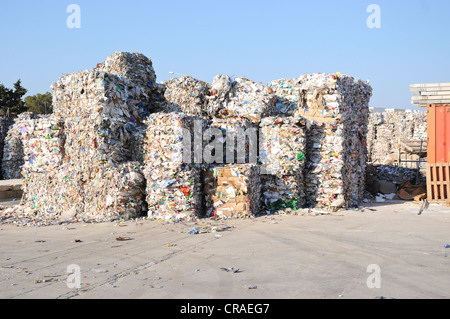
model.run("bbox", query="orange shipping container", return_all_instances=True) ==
[427,104,450,164]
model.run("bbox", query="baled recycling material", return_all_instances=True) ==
[295,73,373,209]
[143,113,206,220]
[207,76,275,122]
[19,52,155,221]
[207,117,258,165]
[163,76,211,117]
[2,113,40,180]
[259,116,307,176]
[204,164,261,218]
[267,79,302,117]
[259,116,307,211]
[367,110,427,165]
[0,52,385,224]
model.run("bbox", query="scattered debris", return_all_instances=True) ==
[115,236,132,242]
[220,267,242,273]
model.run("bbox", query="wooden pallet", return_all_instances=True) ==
[427,163,450,203]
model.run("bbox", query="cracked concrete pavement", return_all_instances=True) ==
[0,201,449,299]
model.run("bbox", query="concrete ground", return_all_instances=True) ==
[0,200,449,299]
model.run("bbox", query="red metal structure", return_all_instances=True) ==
[427,104,450,202]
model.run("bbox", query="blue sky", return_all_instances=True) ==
[0,0,449,109]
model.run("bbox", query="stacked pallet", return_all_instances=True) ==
[410,83,450,108]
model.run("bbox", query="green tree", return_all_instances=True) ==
[24,92,53,114]
[0,79,28,116]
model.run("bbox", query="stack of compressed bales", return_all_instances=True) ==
[19,52,153,221]
[143,113,207,220]
[203,75,272,218]
[20,116,67,215]
[295,73,372,209]
[367,110,427,165]
[0,116,13,179]
[259,116,307,212]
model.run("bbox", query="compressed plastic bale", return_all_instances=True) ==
[0,117,13,179]
[96,51,157,85]
[207,76,276,122]
[52,68,149,165]
[143,113,208,169]
[163,76,211,116]
[22,162,85,220]
[204,164,261,218]
[304,121,345,209]
[21,116,65,175]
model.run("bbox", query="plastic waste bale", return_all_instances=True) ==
[204,164,261,218]
[22,162,85,220]
[52,69,150,165]
[145,165,203,221]
[143,113,207,220]
[293,73,372,210]
[163,76,211,116]
[259,116,307,212]
[207,75,275,122]
[304,121,347,209]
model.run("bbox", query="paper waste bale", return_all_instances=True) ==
[259,116,307,212]
[20,52,153,221]
[206,117,258,165]
[143,113,207,220]
[207,75,275,122]
[204,164,261,218]
[163,76,211,116]
[267,79,302,116]
[2,113,41,180]
[294,73,372,209]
